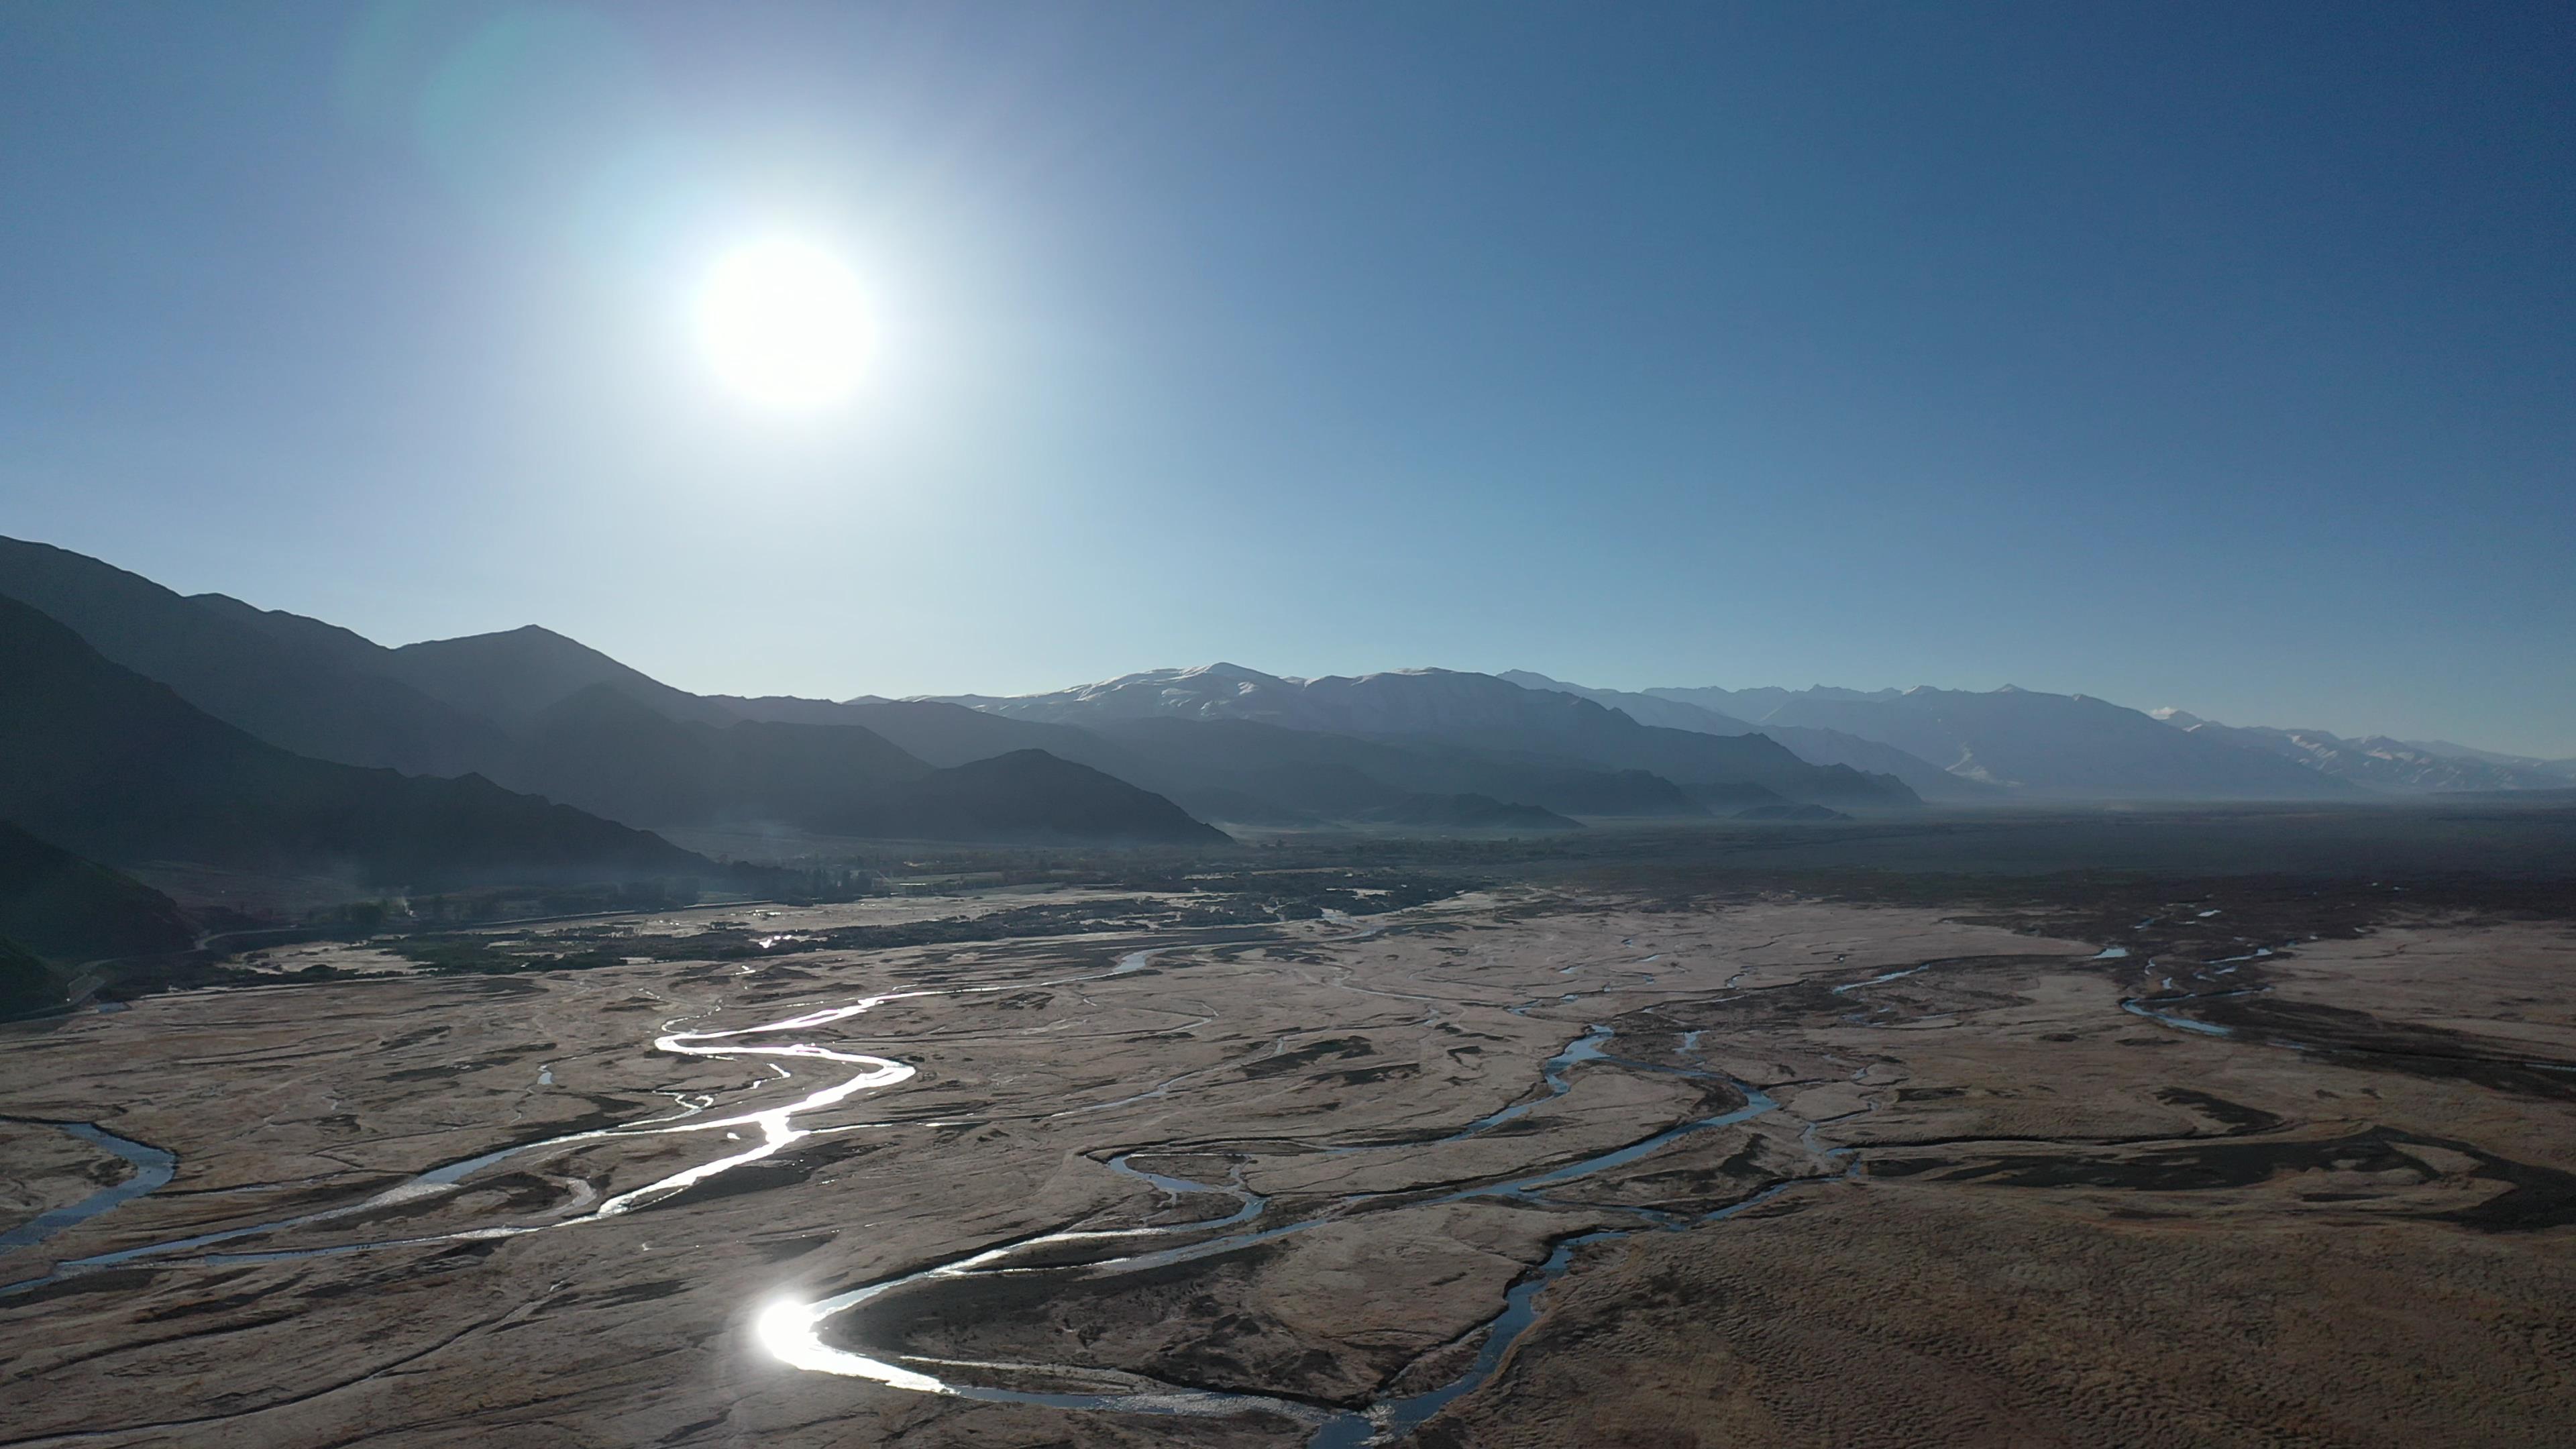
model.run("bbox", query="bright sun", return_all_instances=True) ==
[696,237,871,411]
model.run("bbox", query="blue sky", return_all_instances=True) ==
[3,3,2571,754]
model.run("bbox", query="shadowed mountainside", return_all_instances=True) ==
[1638,678,2356,799]
[0,935,58,1016]
[2404,739,2576,782]
[374,625,737,730]
[0,539,1229,846]
[1752,686,2357,798]
[0,595,710,887]
[852,749,1233,844]
[1642,682,2575,800]
[0,540,1815,833]
[2156,712,2576,794]
[0,537,511,777]
[786,702,1610,828]
[728,696,1118,769]
[499,686,1227,844]
[1085,716,1695,824]
[29,535,2530,830]
[933,664,1920,811]
[1500,669,1995,802]
[0,821,197,965]
[1496,669,1760,733]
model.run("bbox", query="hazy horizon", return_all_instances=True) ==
[6,13,2576,1441]
[4,3,2570,753]
[17,527,2573,759]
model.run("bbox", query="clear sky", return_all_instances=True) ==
[3,3,2571,754]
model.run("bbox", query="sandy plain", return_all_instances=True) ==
[1,885,2571,1447]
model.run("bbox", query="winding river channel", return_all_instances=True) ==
[0,927,1921,1444]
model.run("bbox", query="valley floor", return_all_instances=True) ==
[1,884,2571,1446]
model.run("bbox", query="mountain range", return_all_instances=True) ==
[0,592,707,887]
[1509,673,2576,800]
[2403,739,2576,782]
[0,539,1228,861]
[2151,712,2576,794]
[929,663,1920,815]
[1497,672,1999,802]
[2,533,2562,909]
[0,539,1931,862]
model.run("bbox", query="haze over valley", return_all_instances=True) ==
[4,6,2571,1447]
[8,533,2562,901]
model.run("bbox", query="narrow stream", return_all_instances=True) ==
[0,949,1171,1295]
[757,1012,1802,1446]
[2118,946,2576,1077]
[0,1122,176,1254]
[1,931,1849,1446]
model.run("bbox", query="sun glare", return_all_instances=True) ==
[696,237,871,411]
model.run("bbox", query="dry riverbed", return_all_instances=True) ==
[1,887,2570,1446]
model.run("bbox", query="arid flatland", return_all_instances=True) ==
[3,881,2572,1447]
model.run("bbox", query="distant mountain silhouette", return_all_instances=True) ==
[1501,670,1993,800]
[378,626,735,729]
[1734,803,1852,821]
[1083,716,1711,822]
[1644,684,1903,718]
[1648,682,2567,798]
[0,543,1788,835]
[742,697,1121,769]
[934,665,1919,810]
[1369,793,1582,832]
[0,541,1229,847]
[1496,671,1759,733]
[2153,713,2576,793]
[506,684,734,826]
[0,820,196,965]
[26,534,2539,829]
[734,700,1635,828]
[1748,686,2353,799]
[2402,739,2576,782]
[0,595,710,885]
[496,685,1225,844]
[848,749,1229,844]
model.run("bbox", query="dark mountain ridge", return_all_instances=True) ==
[379,626,737,729]
[1090,716,1703,823]
[1754,686,2357,799]
[934,664,1920,811]
[2154,713,2576,794]
[0,537,511,777]
[0,538,1230,845]
[499,685,1225,844]
[0,820,197,965]
[1501,669,1996,802]
[0,594,710,887]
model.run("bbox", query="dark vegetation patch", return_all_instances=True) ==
[580,1278,693,1309]
[2185,992,2576,1102]
[2153,1087,2285,1134]
[649,1157,829,1210]
[1241,1037,1377,1078]
[1866,1127,2576,1232]
[1332,1063,1420,1086]
[343,868,1473,977]
[5,1267,162,1306]
[865,1239,1366,1409]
